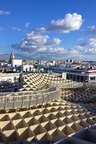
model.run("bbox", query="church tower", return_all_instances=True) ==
[9,52,15,64]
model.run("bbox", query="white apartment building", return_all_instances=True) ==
[67,69,96,82]
[0,73,21,83]
[11,59,23,68]
[22,65,34,72]
[9,52,35,72]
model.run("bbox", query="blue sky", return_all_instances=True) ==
[0,0,96,60]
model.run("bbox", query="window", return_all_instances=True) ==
[14,77,16,80]
[90,77,95,80]
[29,67,31,71]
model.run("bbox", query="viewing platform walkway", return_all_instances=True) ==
[0,86,60,110]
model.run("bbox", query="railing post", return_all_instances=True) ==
[13,96,16,108]
[47,92,49,103]
[22,95,24,107]
[29,93,31,107]
[36,94,38,105]
[42,93,44,105]
[5,96,7,109]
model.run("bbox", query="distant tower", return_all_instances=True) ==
[9,52,15,64]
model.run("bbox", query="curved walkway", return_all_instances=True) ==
[0,87,60,109]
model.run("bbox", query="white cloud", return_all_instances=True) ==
[88,38,96,47]
[32,27,46,33]
[11,30,66,60]
[11,37,96,60]
[0,10,11,15]
[83,38,96,54]
[11,28,96,60]
[48,13,84,33]
[25,22,30,27]
[0,52,10,60]
[11,27,21,31]
[12,31,62,53]
[80,38,96,49]
[0,26,3,30]
[85,25,96,35]
[71,38,96,56]
[9,12,96,60]
[11,29,86,60]
[29,13,83,34]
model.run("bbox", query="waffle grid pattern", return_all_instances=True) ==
[61,88,96,103]
[0,100,96,144]
[0,73,96,144]
[19,73,67,91]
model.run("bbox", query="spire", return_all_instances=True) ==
[10,52,15,60]
[9,52,15,64]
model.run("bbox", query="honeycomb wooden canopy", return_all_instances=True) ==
[0,73,96,144]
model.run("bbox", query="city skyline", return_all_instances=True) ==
[0,0,96,60]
